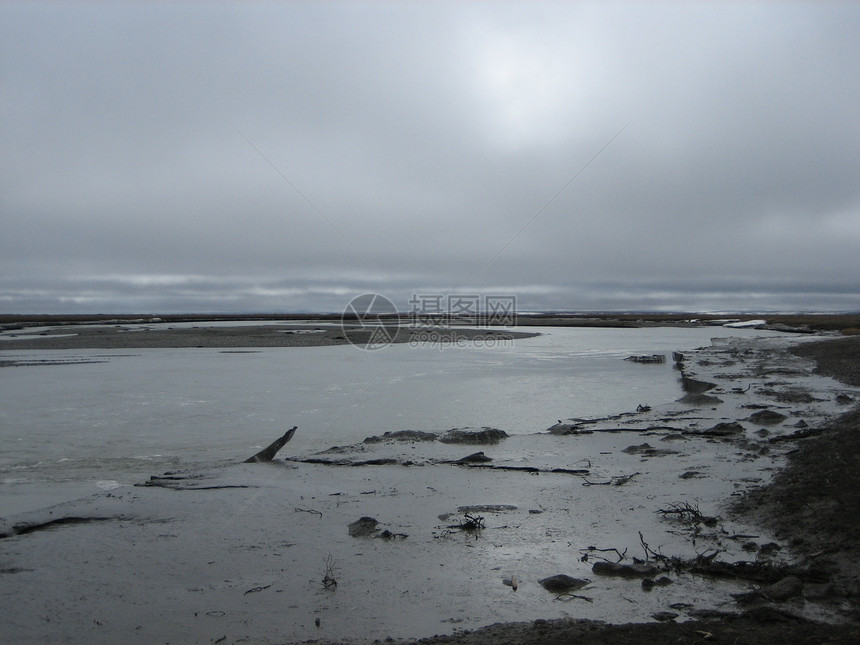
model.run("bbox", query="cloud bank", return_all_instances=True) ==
[2,2,858,313]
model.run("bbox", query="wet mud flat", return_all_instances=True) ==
[1,336,858,644]
[0,322,534,352]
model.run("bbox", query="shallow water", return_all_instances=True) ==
[1,325,778,515]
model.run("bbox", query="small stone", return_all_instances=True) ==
[348,516,379,537]
[652,611,678,622]
[539,574,590,593]
[677,393,724,405]
[642,576,673,590]
[694,421,745,437]
[759,542,781,555]
[621,443,678,457]
[746,409,788,425]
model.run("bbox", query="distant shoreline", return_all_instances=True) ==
[1,311,858,335]
[2,312,858,351]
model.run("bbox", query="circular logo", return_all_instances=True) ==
[341,293,399,350]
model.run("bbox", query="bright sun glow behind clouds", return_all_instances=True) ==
[467,22,590,149]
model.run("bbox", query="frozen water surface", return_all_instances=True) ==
[1,325,780,513]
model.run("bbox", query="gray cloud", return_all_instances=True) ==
[1,2,858,314]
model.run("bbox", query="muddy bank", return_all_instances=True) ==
[411,336,860,645]
[0,323,534,351]
[730,337,860,611]
[413,615,858,644]
[793,336,860,387]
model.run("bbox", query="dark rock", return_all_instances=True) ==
[621,443,678,457]
[456,451,493,463]
[759,542,781,555]
[622,443,652,454]
[439,427,508,445]
[378,529,407,540]
[679,470,702,479]
[746,409,788,425]
[651,611,678,622]
[836,393,854,404]
[348,516,379,537]
[363,430,438,444]
[547,422,592,435]
[755,428,771,437]
[539,574,590,593]
[761,576,803,601]
[592,561,658,578]
[641,576,673,591]
[685,421,745,437]
[680,377,716,394]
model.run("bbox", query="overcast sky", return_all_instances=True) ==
[2,2,858,314]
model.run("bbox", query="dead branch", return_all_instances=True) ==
[583,472,641,486]
[639,531,672,565]
[554,592,593,602]
[448,513,485,531]
[244,426,297,463]
[579,545,628,563]
[656,501,718,527]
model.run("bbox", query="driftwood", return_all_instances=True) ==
[244,426,297,463]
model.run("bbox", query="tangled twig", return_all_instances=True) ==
[579,545,628,563]
[322,553,338,589]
